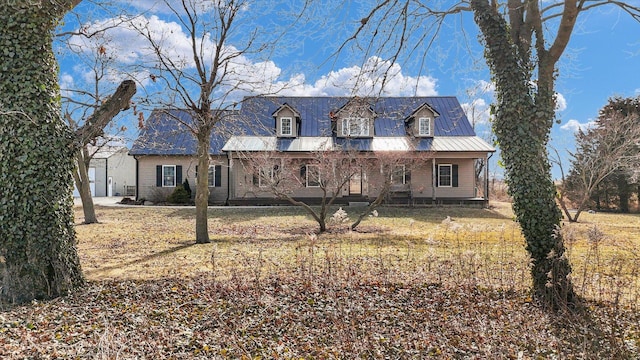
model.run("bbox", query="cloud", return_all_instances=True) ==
[65,16,439,103]
[561,119,596,132]
[461,98,491,126]
[555,93,567,112]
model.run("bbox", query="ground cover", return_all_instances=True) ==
[0,203,638,358]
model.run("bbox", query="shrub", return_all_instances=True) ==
[182,178,192,197]
[167,185,190,204]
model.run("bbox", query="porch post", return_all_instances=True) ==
[431,158,436,201]
[484,154,489,203]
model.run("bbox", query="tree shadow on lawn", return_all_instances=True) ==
[547,301,638,358]
[84,242,197,278]
[162,205,513,224]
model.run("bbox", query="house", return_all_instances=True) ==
[130,96,495,206]
[129,109,232,204]
[73,145,137,197]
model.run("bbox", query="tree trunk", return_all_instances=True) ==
[0,3,85,303]
[195,130,211,244]
[73,147,98,224]
[471,1,575,310]
[616,174,630,213]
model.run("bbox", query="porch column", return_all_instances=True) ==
[484,154,490,202]
[431,158,436,201]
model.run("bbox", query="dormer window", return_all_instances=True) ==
[418,117,431,136]
[342,117,370,137]
[280,117,292,136]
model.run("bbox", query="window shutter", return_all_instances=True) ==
[176,165,183,185]
[300,165,307,185]
[452,164,459,187]
[435,164,439,187]
[253,173,259,186]
[405,169,411,184]
[156,165,162,187]
[215,165,222,187]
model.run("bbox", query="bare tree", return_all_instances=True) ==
[337,0,640,310]
[240,146,424,233]
[129,0,292,244]
[556,98,640,222]
[240,147,359,233]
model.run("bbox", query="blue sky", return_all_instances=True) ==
[56,1,640,179]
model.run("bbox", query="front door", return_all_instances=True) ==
[349,171,362,195]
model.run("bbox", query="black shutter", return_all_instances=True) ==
[215,165,222,187]
[176,165,183,185]
[195,165,198,177]
[156,165,162,187]
[253,173,259,186]
[405,169,411,184]
[300,164,307,185]
[435,164,439,187]
[452,164,459,187]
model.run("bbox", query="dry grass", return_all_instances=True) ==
[1,202,639,359]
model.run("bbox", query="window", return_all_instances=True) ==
[254,165,278,187]
[207,166,216,187]
[341,117,370,137]
[306,165,321,187]
[392,165,407,185]
[418,117,431,136]
[280,117,292,136]
[163,165,176,187]
[196,165,222,187]
[438,164,452,187]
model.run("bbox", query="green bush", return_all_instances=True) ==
[167,185,191,204]
[182,178,192,197]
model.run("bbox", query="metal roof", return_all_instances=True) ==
[224,135,494,153]
[222,136,333,152]
[431,137,496,152]
[129,109,233,156]
[131,97,494,156]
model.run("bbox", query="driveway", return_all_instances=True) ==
[74,196,127,207]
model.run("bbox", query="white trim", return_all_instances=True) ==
[280,117,293,136]
[438,164,452,187]
[391,164,406,185]
[306,164,320,187]
[418,117,431,136]
[207,165,216,187]
[162,165,176,187]
[342,117,370,137]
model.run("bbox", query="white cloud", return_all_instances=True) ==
[555,93,567,112]
[277,57,438,97]
[561,119,596,132]
[461,98,491,126]
[66,16,438,102]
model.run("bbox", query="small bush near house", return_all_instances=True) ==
[167,185,190,204]
[182,178,192,197]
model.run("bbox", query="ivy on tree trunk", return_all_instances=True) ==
[471,0,575,310]
[0,2,85,303]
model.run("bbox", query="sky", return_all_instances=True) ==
[55,0,640,179]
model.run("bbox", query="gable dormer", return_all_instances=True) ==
[406,103,439,137]
[273,103,300,137]
[334,97,376,138]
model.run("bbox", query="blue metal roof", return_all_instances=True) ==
[129,109,231,156]
[131,97,482,156]
[237,96,476,137]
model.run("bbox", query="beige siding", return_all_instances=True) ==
[106,150,136,196]
[136,155,228,204]
[275,107,297,137]
[412,108,435,137]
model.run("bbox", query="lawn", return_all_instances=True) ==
[1,203,638,359]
